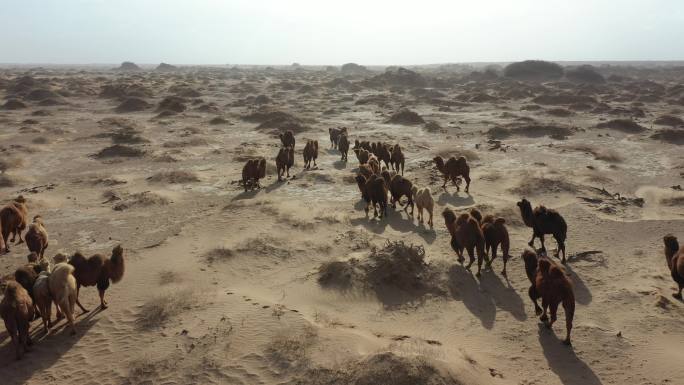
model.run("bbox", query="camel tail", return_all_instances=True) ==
[109,245,125,284]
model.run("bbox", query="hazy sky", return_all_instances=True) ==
[1,0,683,65]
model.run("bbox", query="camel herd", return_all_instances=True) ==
[1,125,683,360]
[238,127,684,348]
[0,196,125,359]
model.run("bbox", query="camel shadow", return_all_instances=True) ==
[538,325,603,385]
[332,160,347,170]
[0,316,100,384]
[384,208,437,244]
[437,191,474,207]
[478,269,527,321]
[563,265,593,305]
[447,264,496,329]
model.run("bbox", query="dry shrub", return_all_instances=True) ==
[266,326,318,371]
[294,352,460,385]
[434,147,479,161]
[317,241,445,305]
[31,136,50,144]
[509,175,579,196]
[236,236,292,259]
[651,129,684,145]
[202,247,234,264]
[654,115,684,127]
[158,270,182,285]
[163,138,209,148]
[137,289,197,329]
[488,124,573,140]
[94,144,146,158]
[596,119,646,133]
[387,109,425,125]
[113,191,170,211]
[147,170,200,184]
[661,196,684,206]
[563,144,623,163]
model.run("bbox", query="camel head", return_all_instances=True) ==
[112,244,124,258]
[442,207,457,225]
[538,257,552,274]
[354,139,360,148]
[433,156,445,171]
[664,234,680,268]
[521,249,538,270]
[517,198,534,224]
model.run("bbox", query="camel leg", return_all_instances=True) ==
[556,238,567,264]
[529,286,542,315]
[563,301,574,345]
[99,289,108,309]
[465,247,476,274]
[428,209,433,227]
[549,302,559,329]
[539,234,547,254]
[674,283,683,300]
[442,175,448,189]
[75,284,88,313]
[540,298,549,324]
[418,206,423,223]
[60,302,76,336]
[464,175,471,193]
[502,253,509,276]
[527,232,536,248]
[489,243,498,267]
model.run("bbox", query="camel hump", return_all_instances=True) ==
[494,217,506,225]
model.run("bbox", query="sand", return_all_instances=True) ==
[0,63,683,385]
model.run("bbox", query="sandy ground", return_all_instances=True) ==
[0,64,683,384]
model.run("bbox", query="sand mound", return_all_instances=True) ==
[155,62,178,71]
[596,119,646,133]
[341,62,370,75]
[209,116,229,125]
[318,241,445,305]
[25,88,61,101]
[254,94,272,105]
[112,191,170,211]
[509,175,579,196]
[38,98,65,106]
[147,170,200,183]
[296,352,461,385]
[562,144,623,162]
[100,82,153,99]
[115,97,152,113]
[565,65,606,84]
[365,67,427,88]
[532,93,597,105]
[546,108,574,117]
[2,99,26,110]
[243,109,310,134]
[387,109,425,125]
[157,96,187,112]
[487,124,573,139]
[651,129,684,145]
[654,115,684,127]
[136,289,196,329]
[169,85,201,98]
[94,144,146,158]
[117,61,141,71]
[504,60,564,81]
[0,174,18,187]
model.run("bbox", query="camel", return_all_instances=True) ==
[0,281,34,359]
[411,186,434,226]
[517,198,567,263]
[69,245,125,311]
[663,235,684,299]
[481,215,511,275]
[25,215,48,258]
[432,156,471,192]
[443,208,487,275]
